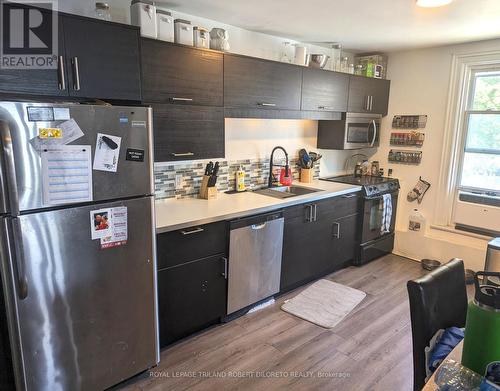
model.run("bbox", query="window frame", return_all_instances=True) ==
[434,50,500,227]
[457,68,500,195]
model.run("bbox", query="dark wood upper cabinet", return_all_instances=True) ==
[141,39,223,106]
[151,104,224,162]
[347,76,390,116]
[301,68,349,112]
[0,8,67,97]
[224,54,302,110]
[62,16,141,101]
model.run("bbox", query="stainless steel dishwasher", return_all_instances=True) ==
[227,211,284,315]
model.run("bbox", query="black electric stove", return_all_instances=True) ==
[320,174,400,265]
[321,174,400,198]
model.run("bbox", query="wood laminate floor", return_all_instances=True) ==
[119,254,427,391]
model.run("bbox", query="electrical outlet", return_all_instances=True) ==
[175,174,182,189]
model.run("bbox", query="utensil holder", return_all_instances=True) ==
[300,168,313,183]
[199,175,217,200]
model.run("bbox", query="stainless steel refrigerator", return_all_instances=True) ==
[0,102,159,390]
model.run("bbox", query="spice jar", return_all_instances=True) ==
[95,2,111,21]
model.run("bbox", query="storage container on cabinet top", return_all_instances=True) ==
[156,9,174,42]
[130,0,157,38]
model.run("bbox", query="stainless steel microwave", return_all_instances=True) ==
[317,113,381,150]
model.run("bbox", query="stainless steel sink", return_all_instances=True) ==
[253,185,322,199]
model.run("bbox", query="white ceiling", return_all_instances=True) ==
[158,0,500,52]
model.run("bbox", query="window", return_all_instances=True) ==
[459,70,500,194]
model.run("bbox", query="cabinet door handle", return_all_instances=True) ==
[365,95,369,111]
[171,152,194,157]
[369,95,374,111]
[251,222,267,230]
[317,106,334,110]
[71,57,81,91]
[180,227,204,235]
[370,119,377,147]
[170,97,193,102]
[341,193,357,199]
[313,204,318,222]
[221,257,228,279]
[306,204,314,222]
[57,56,66,90]
[257,102,276,107]
[332,222,341,239]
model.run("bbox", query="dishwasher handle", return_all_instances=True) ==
[230,211,283,230]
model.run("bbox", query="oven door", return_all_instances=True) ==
[361,192,398,243]
[344,119,380,150]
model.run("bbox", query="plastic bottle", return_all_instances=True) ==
[462,272,500,380]
[235,165,246,192]
[409,209,425,232]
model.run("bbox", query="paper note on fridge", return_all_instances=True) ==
[41,145,93,206]
[100,206,128,249]
[30,118,85,151]
[93,133,121,172]
[90,208,113,240]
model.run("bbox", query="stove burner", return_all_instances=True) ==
[320,175,400,197]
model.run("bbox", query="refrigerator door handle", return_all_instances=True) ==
[0,218,27,389]
[11,219,27,300]
[0,120,19,215]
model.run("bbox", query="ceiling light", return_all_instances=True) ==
[416,0,453,7]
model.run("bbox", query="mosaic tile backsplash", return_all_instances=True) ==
[154,158,321,199]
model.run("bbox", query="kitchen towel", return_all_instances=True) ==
[281,279,366,329]
[381,193,392,234]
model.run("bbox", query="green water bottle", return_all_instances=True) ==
[461,271,500,378]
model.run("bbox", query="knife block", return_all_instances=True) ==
[300,168,313,183]
[199,175,217,200]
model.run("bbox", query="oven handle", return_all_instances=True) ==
[365,190,398,201]
[370,120,377,147]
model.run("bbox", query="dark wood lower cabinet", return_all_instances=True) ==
[280,207,332,292]
[332,213,360,266]
[157,254,227,348]
[280,195,361,293]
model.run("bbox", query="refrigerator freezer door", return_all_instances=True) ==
[0,102,153,213]
[1,196,158,391]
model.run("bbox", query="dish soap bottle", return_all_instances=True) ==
[236,165,246,192]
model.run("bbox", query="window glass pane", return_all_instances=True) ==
[465,114,500,151]
[472,73,500,110]
[460,152,500,191]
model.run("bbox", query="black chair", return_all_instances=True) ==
[407,258,468,391]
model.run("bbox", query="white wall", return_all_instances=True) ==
[372,38,500,270]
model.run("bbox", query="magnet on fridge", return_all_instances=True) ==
[39,128,62,139]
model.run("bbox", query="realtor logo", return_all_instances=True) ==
[1,0,58,69]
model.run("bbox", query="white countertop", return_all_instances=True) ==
[155,180,362,233]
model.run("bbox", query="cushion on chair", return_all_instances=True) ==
[407,258,468,391]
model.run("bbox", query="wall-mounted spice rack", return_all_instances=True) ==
[390,132,425,147]
[392,115,427,129]
[388,149,422,165]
